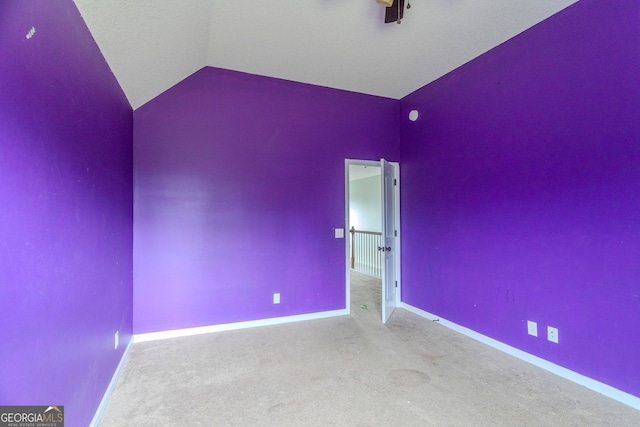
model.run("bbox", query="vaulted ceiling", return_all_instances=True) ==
[74,0,578,109]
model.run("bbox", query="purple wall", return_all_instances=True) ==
[134,67,399,334]
[400,0,640,397]
[0,2,133,426]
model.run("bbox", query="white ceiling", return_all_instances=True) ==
[349,165,381,182]
[74,0,577,110]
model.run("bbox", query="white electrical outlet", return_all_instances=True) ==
[547,326,559,343]
[527,320,538,337]
[273,293,280,304]
[114,330,119,350]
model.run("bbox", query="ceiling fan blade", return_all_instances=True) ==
[384,0,405,23]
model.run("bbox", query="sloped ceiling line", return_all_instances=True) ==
[74,0,577,110]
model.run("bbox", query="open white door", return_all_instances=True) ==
[380,158,397,323]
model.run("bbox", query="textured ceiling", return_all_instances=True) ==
[74,0,577,110]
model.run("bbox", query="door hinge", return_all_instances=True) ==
[394,230,397,237]
[395,280,398,288]
[394,178,397,186]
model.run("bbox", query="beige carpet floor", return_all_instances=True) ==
[99,271,640,426]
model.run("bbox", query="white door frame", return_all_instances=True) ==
[344,159,401,318]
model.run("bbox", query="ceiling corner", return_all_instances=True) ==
[74,0,212,109]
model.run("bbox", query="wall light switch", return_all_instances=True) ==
[334,228,344,239]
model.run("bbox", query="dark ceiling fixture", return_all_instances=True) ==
[376,0,408,24]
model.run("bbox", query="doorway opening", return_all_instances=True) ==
[345,159,400,323]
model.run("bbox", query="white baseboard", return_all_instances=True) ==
[90,340,132,427]
[399,302,640,411]
[133,308,349,343]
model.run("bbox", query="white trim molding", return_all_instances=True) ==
[399,302,640,411]
[134,309,349,343]
[90,340,133,427]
